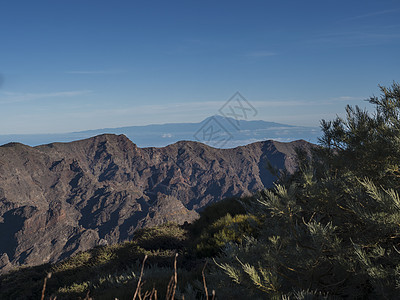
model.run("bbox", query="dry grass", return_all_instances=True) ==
[40,253,215,300]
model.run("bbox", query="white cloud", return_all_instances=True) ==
[246,51,277,57]
[0,90,92,104]
[309,28,400,48]
[252,100,315,107]
[334,96,365,101]
[66,99,318,122]
[66,70,125,75]
[341,9,398,22]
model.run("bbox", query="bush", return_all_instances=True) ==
[195,213,262,257]
[210,82,400,298]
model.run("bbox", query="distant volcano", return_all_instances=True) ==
[0,115,320,148]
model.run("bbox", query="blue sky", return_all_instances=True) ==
[1,0,399,134]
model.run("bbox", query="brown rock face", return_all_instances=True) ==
[0,134,312,272]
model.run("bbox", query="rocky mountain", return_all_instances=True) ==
[0,134,312,273]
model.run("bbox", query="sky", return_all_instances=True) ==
[0,0,399,134]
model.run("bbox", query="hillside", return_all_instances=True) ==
[0,134,312,273]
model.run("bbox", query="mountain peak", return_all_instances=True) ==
[202,114,239,123]
[0,135,313,273]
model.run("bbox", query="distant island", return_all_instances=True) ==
[0,115,320,148]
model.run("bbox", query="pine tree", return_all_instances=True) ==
[209,82,400,298]
[318,82,400,187]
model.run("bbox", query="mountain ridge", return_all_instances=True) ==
[0,134,313,273]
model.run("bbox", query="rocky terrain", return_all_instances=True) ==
[0,134,312,273]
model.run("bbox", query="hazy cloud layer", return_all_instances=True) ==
[0,90,92,104]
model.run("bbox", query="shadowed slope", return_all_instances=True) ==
[0,134,312,272]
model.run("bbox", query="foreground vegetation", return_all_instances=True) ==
[0,198,252,300]
[1,82,400,299]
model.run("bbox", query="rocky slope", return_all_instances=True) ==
[0,134,312,273]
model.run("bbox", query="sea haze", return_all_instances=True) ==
[0,115,320,148]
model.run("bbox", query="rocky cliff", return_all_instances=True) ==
[0,134,312,273]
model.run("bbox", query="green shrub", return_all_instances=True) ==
[191,197,247,234]
[135,222,187,250]
[194,213,262,257]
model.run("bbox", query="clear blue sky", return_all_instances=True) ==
[1,0,399,134]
